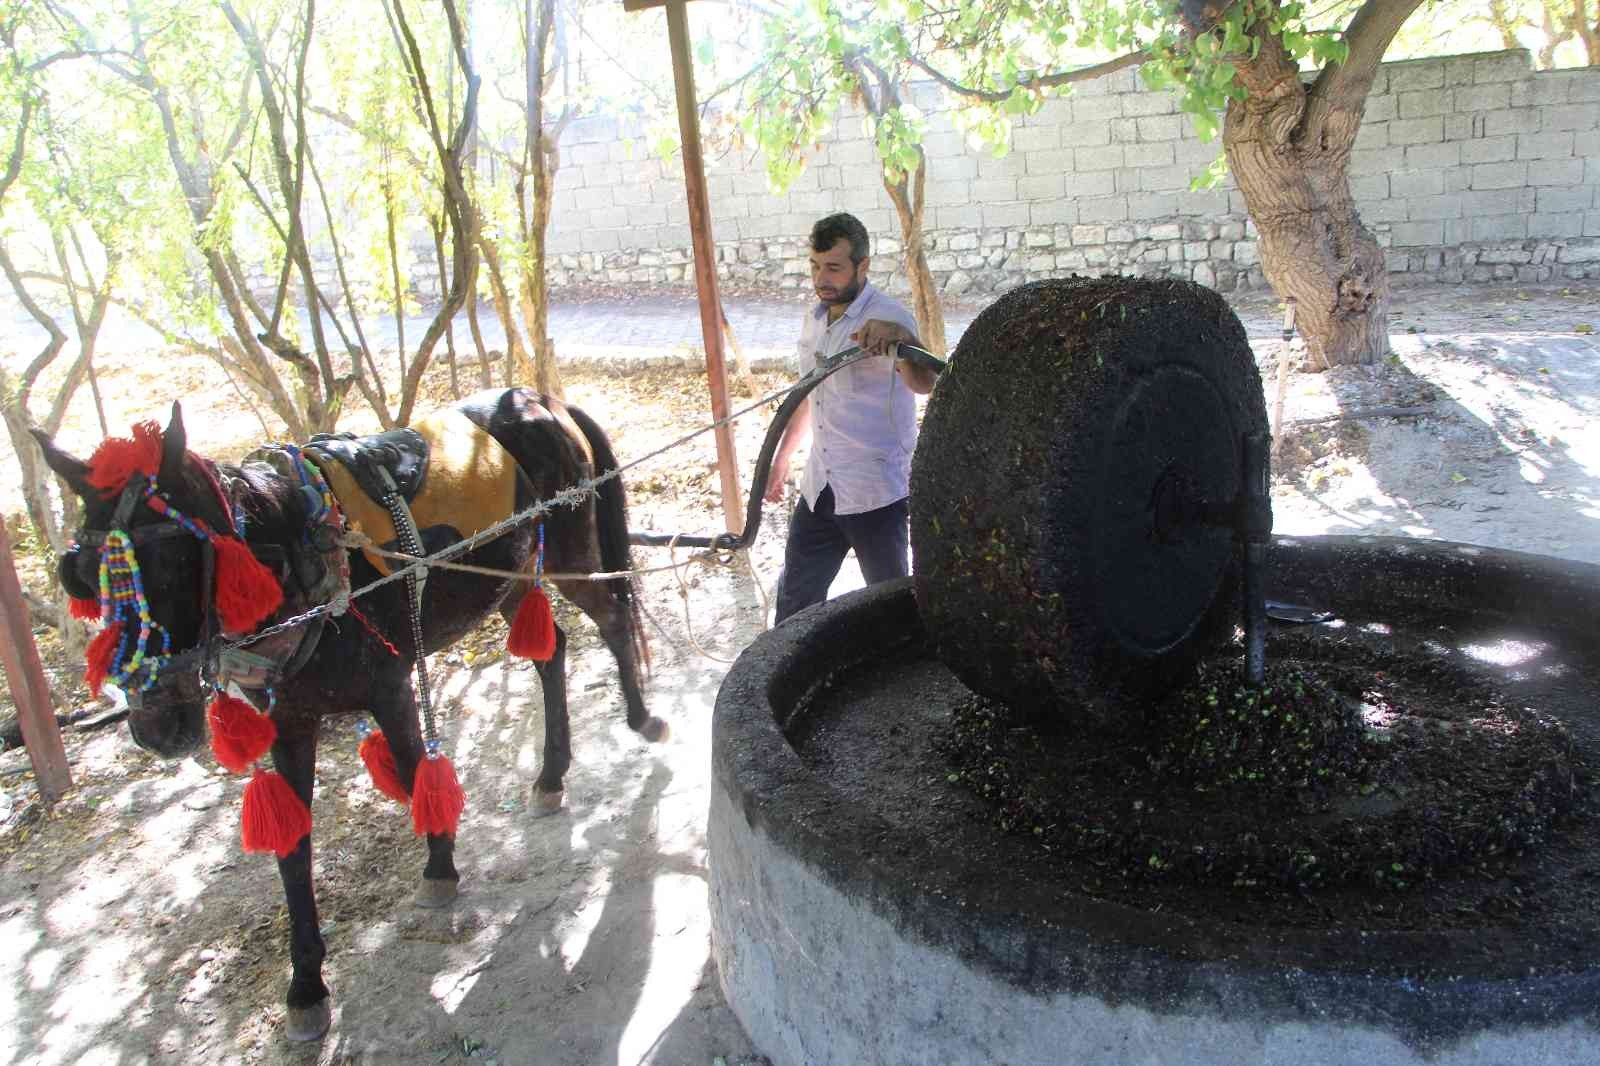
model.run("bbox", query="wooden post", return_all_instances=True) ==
[0,520,72,804]
[624,0,744,535]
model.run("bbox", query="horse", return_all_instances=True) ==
[32,388,668,1041]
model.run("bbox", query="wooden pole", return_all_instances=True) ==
[0,520,72,804]
[655,0,744,535]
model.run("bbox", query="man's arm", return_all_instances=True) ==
[852,318,937,395]
[764,396,812,503]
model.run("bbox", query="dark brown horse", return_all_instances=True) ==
[33,388,666,1040]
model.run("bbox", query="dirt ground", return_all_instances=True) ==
[0,279,1596,1066]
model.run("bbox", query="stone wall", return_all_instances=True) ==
[522,48,1599,298]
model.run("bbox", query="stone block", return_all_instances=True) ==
[1349,149,1392,177]
[574,186,615,210]
[1136,115,1182,142]
[1174,137,1223,167]
[1409,193,1464,219]
[1127,192,1180,220]
[1148,223,1182,240]
[1363,95,1397,123]
[581,162,622,188]
[1484,108,1542,137]
[624,203,667,228]
[568,141,611,166]
[1124,142,1176,168]
[1388,59,1445,91]
[1537,185,1595,213]
[1184,240,1209,261]
[1025,149,1073,175]
[1392,170,1444,198]
[1390,116,1444,145]
[1220,221,1246,241]
[1445,113,1477,141]
[1018,174,1064,200]
[579,227,621,252]
[1564,237,1600,258]
[1074,145,1125,171]
[1349,174,1390,201]
[983,202,1032,228]
[566,115,619,143]
[1063,171,1117,198]
[939,155,980,181]
[1464,187,1535,215]
[1471,214,1529,241]
[1030,198,1079,226]
[1072,95,1125,124]
[1471,161,1528,189]
[1141,164,1192,192]
[1518,131,1576,159]
[1106,118,1140,144]
[1461,136,1518,164]
[1527,158,1587,186]
[1361,198,1409,224]
[1232,241,1260,265]
[1391,220,1444,246]
[974,151,1024,180]
[1113,168,1140,194]
[1122,91,1175,117]
[1453,83,1511,112]
[1529,213,1586,238]
[972,178,1019,202]
[1399,89,1449,118]
[1056,250,1088,270]
[1568,71,1600,102]
[1511,77,1572,108]
[1474,51,1532,83]
[925,180,971,207]
[1003,124,1052,154]
[1355,123,1390,150]
[948,232,981,252]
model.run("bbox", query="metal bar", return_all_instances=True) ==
[0,519,73,803]
[1240,432,1272,686]
[663,0,744,537]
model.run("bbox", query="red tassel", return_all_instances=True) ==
[359,731,410,804]
[240,768,312,858]
[87,421,163,496]
[69,596,100,620]
[84,621,123,696]
[411,754,465,837]
[212,535,283,634]
[506,585,556,661]
[207,692,276,774]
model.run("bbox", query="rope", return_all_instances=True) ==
[668,534,736,665]
[222,356,870,655]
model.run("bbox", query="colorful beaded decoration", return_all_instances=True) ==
[96,526,174,691]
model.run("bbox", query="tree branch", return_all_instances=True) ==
[902,49,1146,104]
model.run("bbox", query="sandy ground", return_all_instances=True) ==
[1,279,1597,1066]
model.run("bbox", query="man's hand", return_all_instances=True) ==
[852,318,915,356]
[764,453,791,503]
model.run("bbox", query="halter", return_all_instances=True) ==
[77,475,223,693]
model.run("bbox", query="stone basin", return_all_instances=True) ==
[709,535,1600,1066]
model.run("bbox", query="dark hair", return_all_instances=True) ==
[810,212,870,263]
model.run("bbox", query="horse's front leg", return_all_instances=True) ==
[270,722,333,1042]
[370,671,460,908]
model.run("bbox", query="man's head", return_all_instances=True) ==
[809,212,870,308]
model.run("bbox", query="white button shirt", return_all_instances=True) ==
[794,281,921,516]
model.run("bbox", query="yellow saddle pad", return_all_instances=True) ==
[308,409,520,576]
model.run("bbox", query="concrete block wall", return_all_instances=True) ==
[453,49,1600,298]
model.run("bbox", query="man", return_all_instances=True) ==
[765,212,937,624]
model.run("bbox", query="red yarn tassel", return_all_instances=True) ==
[240,768,312,858]
[84,621,123,696]
[212,535,283,634]
[359,731,410,804]
[207,692,277,774]
[87,421,163,497]
[69,596,100,620]
[411,754,465,837]
[506,585,556,661]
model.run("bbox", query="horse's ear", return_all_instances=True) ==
[30,429,93,499]
[159,401,187,488]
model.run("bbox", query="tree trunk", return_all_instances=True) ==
[1216,0,1426,370]
[882,154,948,357]
[1223,107,1388,369]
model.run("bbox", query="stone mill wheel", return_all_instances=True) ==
[910,275,1268,732]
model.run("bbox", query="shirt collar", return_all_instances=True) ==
[810,280,876,325]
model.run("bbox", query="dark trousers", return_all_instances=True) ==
[773,485,909,624]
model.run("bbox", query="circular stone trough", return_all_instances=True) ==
[709,536,1600,1066]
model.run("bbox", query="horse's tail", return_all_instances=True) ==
[566,402,651,676]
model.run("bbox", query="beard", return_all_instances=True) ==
[816,275,863,307]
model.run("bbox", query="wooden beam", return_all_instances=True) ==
[0,520,72,804]
[658,0,744,535]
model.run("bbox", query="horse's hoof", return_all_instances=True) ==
[285,999,332,1042]
[414,877,459,909]
[639,716,671,743]
[534,787,565,815]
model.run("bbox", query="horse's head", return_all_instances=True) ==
[34,403,281,757]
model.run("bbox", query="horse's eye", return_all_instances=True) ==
[58,547,97,601]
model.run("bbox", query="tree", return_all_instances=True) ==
[1476,0,1598,67]
[905,0,1443,368]
[740,6,950,355]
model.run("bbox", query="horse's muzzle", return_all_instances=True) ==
[125,674,207,757]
